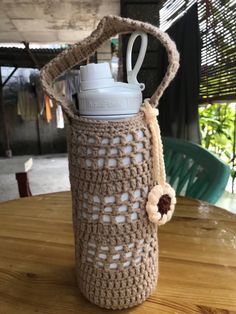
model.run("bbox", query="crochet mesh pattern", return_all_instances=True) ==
[40,15,179,310]
[68,113,158,309]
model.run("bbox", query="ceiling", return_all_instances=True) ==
[0,0,120,44]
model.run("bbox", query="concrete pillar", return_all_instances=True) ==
[96,40,112,64]
[120,0,161,99]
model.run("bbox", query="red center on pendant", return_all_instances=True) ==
[157,194,171,216]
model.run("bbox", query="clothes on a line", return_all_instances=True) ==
[16,70,80,127]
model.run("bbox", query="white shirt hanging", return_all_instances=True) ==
[56,104,64,129]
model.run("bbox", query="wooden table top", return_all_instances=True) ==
[0,192,235,314]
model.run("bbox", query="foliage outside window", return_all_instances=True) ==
[198,0,235,194]
[199,103,236,193]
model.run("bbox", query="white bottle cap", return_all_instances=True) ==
[80,63,114,90]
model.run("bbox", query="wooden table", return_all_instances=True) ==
[0,192,235,314]
[0,156,33,197]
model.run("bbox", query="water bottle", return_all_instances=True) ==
[78,32,148,120]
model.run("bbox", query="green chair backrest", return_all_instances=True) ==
[162,137,230,204]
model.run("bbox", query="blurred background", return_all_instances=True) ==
[0,0,235,211]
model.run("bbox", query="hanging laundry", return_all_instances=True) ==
[44,95,53,123]
[30,70,45,115]
[51,71,79,126]
[54,70,80,101]
[65,71,80,102]
[56,104,64,129]
[17,85,38,121]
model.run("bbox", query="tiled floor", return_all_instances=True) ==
[0,155,235,213]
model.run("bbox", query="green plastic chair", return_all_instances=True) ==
[162,137,230,204]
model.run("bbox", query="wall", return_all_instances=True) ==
[97,40,112,64]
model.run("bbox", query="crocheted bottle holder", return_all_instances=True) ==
[40,15,179,310]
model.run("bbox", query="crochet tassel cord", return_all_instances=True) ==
[142,99,166,186]
[142,100,177,226]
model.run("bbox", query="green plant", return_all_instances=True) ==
[199,103,236,193]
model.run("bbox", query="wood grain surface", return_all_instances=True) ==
[0,192,235,314]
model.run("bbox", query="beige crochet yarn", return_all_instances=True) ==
[40,15,179,310]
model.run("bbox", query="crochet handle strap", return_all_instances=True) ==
[40,15,179,119]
